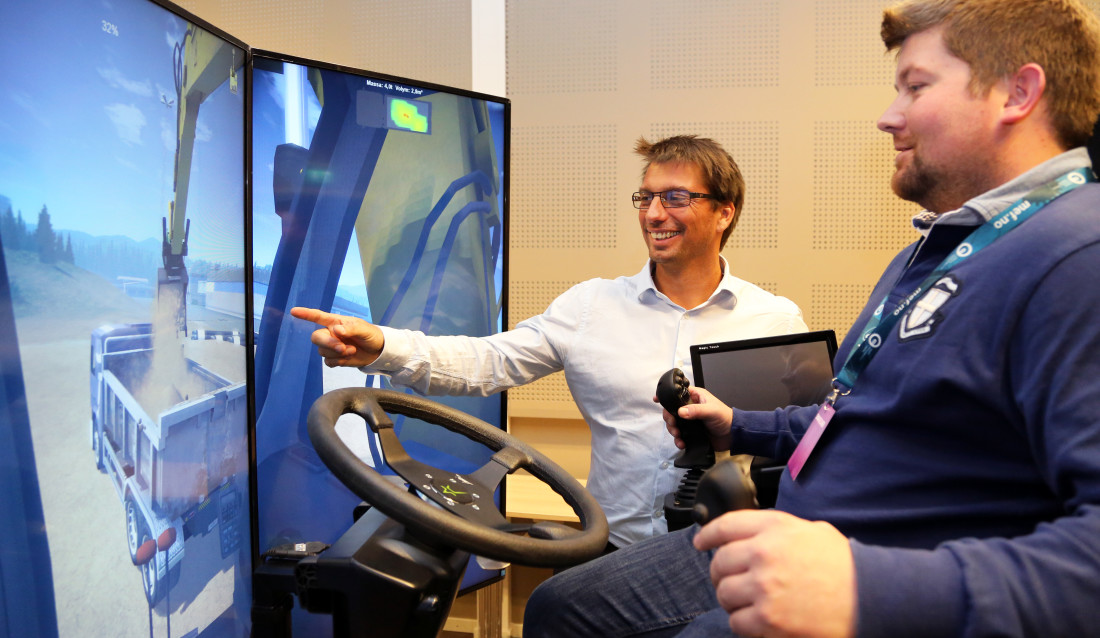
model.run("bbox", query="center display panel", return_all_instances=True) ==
[249,50,510,634]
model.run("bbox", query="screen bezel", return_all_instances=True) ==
[690,329,839,392]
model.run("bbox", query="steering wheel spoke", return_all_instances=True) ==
[467,445,527,489]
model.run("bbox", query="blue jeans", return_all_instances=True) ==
[523,526,735,637]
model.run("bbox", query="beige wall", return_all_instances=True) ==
[505,0,1100,422]
[178,0,475,89]
[505,0,923,417]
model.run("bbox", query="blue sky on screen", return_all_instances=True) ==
[0,0,245,266]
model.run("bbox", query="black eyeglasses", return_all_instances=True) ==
[632,189,716,209]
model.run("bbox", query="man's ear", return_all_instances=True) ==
[1001,63,1046,125]
[716,202,735,230]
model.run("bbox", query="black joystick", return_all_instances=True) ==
[656,368,715,469]
[691,456,758,526]
[657,368,716,531]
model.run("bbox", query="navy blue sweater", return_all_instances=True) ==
[731,182,1100,637]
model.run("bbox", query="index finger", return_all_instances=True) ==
[693,510,786,552]
[289,306,340,327]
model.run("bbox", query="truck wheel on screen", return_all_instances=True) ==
[125,495,142,564]
[91,417,105,472]
[141,546,165,605]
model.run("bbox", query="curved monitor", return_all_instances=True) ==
[249,49,510,613]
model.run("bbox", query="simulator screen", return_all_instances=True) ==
[249,50,509,622]
[0,0,250,635]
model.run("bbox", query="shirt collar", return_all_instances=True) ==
[911,147,1092,233]
[634,256,737,307]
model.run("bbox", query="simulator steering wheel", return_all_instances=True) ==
[307,387,608,568]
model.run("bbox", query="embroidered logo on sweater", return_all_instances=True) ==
[899,275,960,341]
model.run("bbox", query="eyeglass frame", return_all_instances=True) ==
[631,189,718,209]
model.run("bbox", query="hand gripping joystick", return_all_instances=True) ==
[657,368,716,531]
[656,368,715,469]
[691,456,758,525]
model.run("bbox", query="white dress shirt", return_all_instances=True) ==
[365,258,808,546]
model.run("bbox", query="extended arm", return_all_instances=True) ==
[291,283,587,396]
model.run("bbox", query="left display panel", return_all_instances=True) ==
[0,0,252,636]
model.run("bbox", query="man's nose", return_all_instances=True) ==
[644,196,669,221]
[877,96,904,133]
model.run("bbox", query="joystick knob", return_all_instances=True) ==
[656,368,715,469]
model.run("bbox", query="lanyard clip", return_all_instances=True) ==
[825,379,851,406]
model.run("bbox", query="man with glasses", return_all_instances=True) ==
[290,134,807,549]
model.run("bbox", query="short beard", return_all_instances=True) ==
[891,156,939,210]
[891,154,987,214]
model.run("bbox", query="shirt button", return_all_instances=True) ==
[660,461,670,470]
[654,509,663,518]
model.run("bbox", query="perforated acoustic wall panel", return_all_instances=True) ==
[505,280,582,413]
[809,282,878,340]
[218,0,323,57]
[815,0,900,87]
[505,0,618,95]
[754,282,781,296]
[505,0,922,417]
[342,2,471,87]
[812,121,917,250]
[511,125,619,250]
[649,0,781,90]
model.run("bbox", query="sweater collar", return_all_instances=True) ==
[911,147,1092,233]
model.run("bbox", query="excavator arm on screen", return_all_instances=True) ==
[158,25,240,337]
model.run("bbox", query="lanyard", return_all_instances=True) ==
[838,167,1094,390]
[787,167,1094,479]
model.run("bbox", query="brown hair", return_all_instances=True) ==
[882,0,1100,149]
[634,135,744,248]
